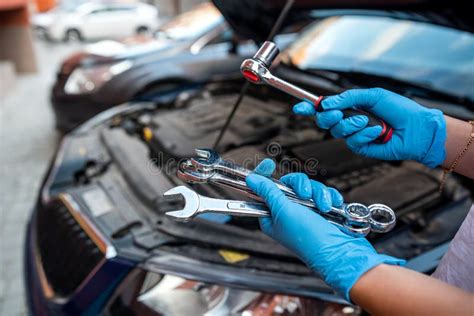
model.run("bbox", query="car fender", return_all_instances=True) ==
[93,48,249,105]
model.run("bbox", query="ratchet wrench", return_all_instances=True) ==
[240,41,393,144]
[164,186,371,237]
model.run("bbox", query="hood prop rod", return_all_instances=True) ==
[212,0,295,150]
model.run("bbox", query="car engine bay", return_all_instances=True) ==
[47,82,470,267]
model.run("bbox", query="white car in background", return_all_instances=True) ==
[32,2,159,42]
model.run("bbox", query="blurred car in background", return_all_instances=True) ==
[31,2,159,42]
[50,2,298,132]
[49,2,228,132]
[26,1,474,314]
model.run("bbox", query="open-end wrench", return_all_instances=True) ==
[188,149,369,220]
[163,186,371,237]
[240,41,394,144]
[179,157,372,227]
[184,148,396,232]
[163,186,269,221]
[190,148,251,178]
[177,162,261,201]
[189,148,311,201]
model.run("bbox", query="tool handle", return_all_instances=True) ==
[315,97,393,144]
[226,201,270,217]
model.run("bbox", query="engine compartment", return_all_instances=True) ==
[60,82,472,275]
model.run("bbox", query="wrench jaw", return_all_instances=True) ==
[194,148,217,160]
[163,186,201,222]
[190,148,220,172]
[191,148,251,179]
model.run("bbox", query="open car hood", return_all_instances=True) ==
[212,0,474,42]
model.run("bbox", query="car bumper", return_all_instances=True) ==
[25,212,56,315]
[51,92,111,133]
[25,202,135,315]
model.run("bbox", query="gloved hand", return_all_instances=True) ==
[293,88,446,168]
[248,159,405,301]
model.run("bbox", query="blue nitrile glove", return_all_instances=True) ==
[248,159,405,301]
[293,88,446,168]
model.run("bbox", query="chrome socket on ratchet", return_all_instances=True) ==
[168,148,397,236]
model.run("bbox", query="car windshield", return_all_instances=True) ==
[157,3,223,41]
[280,16,474,101]
[53,0,83,12]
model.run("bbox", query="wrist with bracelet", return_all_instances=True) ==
[439,120,474,192]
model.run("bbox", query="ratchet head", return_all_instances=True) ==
[240,41,278,84]
[163,186,200,221]
[240,59,269,84]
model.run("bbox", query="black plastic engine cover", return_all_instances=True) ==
[291,138,381,179]
[346,163,442,215]
[149,94,287,158]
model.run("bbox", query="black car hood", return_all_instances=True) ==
[212,0,473,42]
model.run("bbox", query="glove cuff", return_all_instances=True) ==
[320,244,405,302]
[341,254,405,302]
[420,109,446,168]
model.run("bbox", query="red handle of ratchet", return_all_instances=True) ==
[314,96,393,144]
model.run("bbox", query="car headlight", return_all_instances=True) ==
[64,60,133,94]
[138,274,360,315]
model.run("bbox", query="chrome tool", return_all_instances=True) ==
[240,41,393,143]
[164,186,371,237]
[176,148,397,234]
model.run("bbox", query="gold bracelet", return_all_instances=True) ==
[439,120,474,192]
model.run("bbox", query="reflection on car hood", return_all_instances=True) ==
[85,38,173,59]
[212,0,474,42]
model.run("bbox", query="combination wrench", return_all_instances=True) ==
[177,148,397,233]
[178,161,371,228]
[164,186,371,237]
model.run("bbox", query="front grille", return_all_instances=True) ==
[37,199,103,296]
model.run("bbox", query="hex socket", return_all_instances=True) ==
[253,41,279,67]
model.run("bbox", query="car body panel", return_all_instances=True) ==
[26,96,473,312]
[27,2,474,314]
[51,29,294,132]
[51,41,248,131]
[25,204,136,315]
[213,0,474,42]
[32,3,159,41]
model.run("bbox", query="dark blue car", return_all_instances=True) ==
[26,1,474,314]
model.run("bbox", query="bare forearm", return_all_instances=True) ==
[442,116,474,179]
[350,264,474,315]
